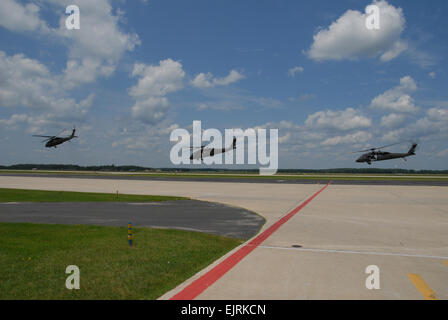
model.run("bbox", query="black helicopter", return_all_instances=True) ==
[354,142,418,165]
[33,127,78,148]
[187,137,237,160]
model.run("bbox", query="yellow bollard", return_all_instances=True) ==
[128,222,132,247]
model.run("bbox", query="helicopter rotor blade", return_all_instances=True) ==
[375,141,405,150]
[32,135,54,143]
[352,141,407,153]
[351,148,376,154]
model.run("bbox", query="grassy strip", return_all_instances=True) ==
[0,223,242,299]
[0,188,187,202]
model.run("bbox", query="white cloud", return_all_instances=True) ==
[0,1,139,134]
[0,0,140,88]
[380,113,405,128]
[112,121,179,151]
[288,66,304,77]
[427,107,448,122]
[191,70,244,88]
[0,0,140,133]
[214,70,244,85]
[307,0,406,62]
[0,51,51,108]
[0,114,28,127]
[305,107,372,131]
[0,0,48,32]
[52,0,140,87]
[129,59,185,124]
[191,73,213,88]
[380,107,448,143]
[278,133,291,144]
[0,51,93,124]
[321,131,372,146]
[370,76,419,113]
[380,128,405,143]
[429,72,436,79]
[379,40,408,62]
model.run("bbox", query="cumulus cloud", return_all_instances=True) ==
[427,107,448,122]
[305,107,372,131]
[321,131,372,146]
[379,40,408,62]
[0,0,140,133]
[0,114,28,127]
[52,0,140,87]
[380,113,406,128]
[380,107,448,143]
[249,75,448,163]
[278,133,291,144]
[129,59,185,124]
[191,70,244,88]
[0,0,140,88]
[307,0,406,62]
[0,51,93,126]
[112,121,180,152]
[370,76,419,113]
[288,66,304,77]
[0,0,48,32]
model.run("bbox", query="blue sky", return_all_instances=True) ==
[0,0,447,169]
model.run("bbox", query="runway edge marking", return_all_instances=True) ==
[170,181,332,300]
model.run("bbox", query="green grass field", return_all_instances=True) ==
[0,188,187,202]
[0,223,242,299]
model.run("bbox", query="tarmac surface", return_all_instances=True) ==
[1,172,448,186]
[1,175,447,300]
[0,200,264,240]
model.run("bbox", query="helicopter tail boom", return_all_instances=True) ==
[407,143,418,155]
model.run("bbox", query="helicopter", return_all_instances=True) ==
[33,127,78,148]
[187,137,237,160]
[354,141,418,165]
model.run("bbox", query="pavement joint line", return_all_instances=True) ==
[169,181,332,300]
[408,274,439,300]
[255,245,448,260]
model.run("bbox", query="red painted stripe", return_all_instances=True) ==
[170,181,332,300]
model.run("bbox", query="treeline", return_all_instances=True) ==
[0,164,150,172]
[1,164,448,174]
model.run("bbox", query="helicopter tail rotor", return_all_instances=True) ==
[408,142,418,155]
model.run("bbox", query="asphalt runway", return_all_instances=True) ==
[0,200,264,240]
[1,172,448,186]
